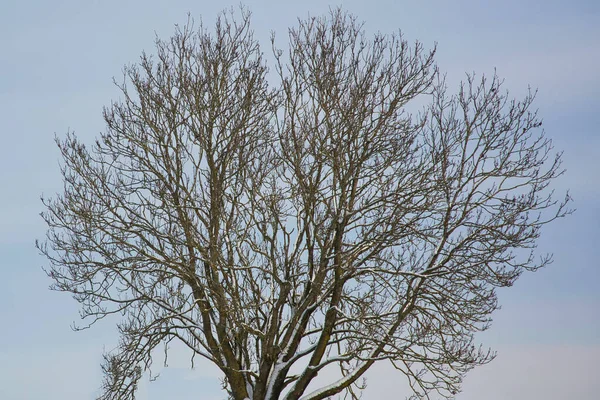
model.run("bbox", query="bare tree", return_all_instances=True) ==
[38,8,570,400]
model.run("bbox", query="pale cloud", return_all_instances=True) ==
[459,344,600,400]
[0,347,101,400]
[343,344,600,399]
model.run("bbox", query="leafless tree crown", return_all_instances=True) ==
[39,7,570,400]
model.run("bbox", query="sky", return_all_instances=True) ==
[1,0,598,399]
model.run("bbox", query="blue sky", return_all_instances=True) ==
[1,1,598,399]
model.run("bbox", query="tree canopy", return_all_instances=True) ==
[39,7,570,400]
